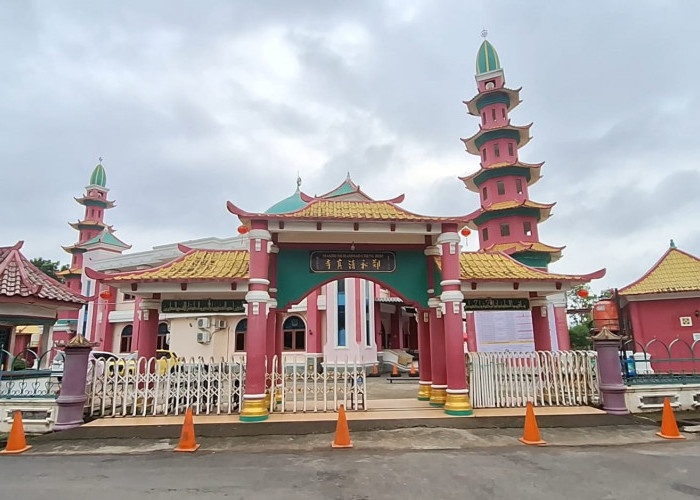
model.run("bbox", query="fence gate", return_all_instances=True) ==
[467,350,599,408]
[87,356,245,417]
[268,355,367,413]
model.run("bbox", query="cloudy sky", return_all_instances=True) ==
[2,1,698,292]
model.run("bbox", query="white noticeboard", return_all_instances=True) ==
[474,310,535,352]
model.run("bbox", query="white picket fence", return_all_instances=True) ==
[467,350,599,408]
[87,357,245,417]
[268,355,367,413]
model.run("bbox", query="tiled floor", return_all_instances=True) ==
[83,399,604,427]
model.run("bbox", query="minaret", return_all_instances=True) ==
[56,161,130,343]
[460,39,563,269]
[60,162,116,293]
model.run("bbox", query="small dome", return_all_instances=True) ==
[89,163,107,187]
[266,189,307,214]
[476,40,501,75]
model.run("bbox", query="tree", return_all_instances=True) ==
[566,284,599,350]
[30,257,69,282]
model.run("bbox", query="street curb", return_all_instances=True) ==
[34,413,646,442]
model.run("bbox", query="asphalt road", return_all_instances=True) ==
[1,441,699,500]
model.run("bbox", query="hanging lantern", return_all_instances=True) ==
[577,289,589,298]
[99,290,112,300]
[460,227,471,237]
[237,225,249,234]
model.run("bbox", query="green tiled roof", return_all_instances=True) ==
[90,163,107,187]
[477,40,501,75]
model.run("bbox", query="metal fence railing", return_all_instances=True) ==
[0,349,61,399]
[467,350,599,408]
[87,356,245,417]
[621,338,700,385]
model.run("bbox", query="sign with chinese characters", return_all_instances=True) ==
[309,251,396,273]
[161,299,245,314]
[463,298,530,311]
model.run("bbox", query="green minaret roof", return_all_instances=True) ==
[266,176,308,214]
[476,40,501,75]
[89,163,107,187]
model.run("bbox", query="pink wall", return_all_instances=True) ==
[478,214,539,248]
[626,298,700,372]
[480,175,529,205]
[477,75,504,92]
[480,139,518,167]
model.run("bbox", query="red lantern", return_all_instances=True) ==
[99,290,112,300]
[577,289,589,298]
[461,227,471,237]
[237,225,249,234]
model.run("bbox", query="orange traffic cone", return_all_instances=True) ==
[656,398,686,440]
[409,362,418,378]
[174,407,201,452]
[369,364,379,377]
[518,402,546,446]
[391,364,401,378]
[0,411,32,455]
[331,405,353,449]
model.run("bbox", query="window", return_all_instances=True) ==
[282,315,305,351]
[337,280,346,347]
[497,181,505,195]
[523,221,533,236]
[508,142,514,156]
[482,186,488,200]
[501,108,506,119]
[482,112,486,123]
[482,227,489,241]
[494,144,500,157]
[516,179,523,194]
[157,322,170,350]
[235,319,247,351]
[482,149,487,161]
[500,223,510,237]
[491,109,496,121]
[120,325,133,353]
[122,293,135,301]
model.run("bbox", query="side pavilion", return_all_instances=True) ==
[87,178,604,421]
[0,242,86,369]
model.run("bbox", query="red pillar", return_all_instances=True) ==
[532,305,552,351]
[466,312,477,352]
[438,225,471,416]
[417,308,432,401]
[274,310,284,403]
[134,298,160,361]
[391,308,400,349]
[554,305,571,351]
[241,221,271,422]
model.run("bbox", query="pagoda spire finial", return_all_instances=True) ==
[481,28,488,39]
[670,239,676,248]
[98,156,103,164]
[296,172,302,192]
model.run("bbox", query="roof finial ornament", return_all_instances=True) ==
[481,28,488,39]
[98,156,103,164]
[296,172,302,191]
[670,239,676,248]
[346,171,352,181]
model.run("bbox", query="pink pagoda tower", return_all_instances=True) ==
[55,162,130,342]
[461,39,563,269]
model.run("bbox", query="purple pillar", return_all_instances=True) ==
[591,327,629,415]
[54,335,93,431]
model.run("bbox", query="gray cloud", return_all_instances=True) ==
[2,1,699,294]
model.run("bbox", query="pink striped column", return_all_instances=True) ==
[532,305,552,351]
[554,305,571,351]
[438,224,472,416]
[416,308,432,401]
[133,297,160,363]
[241,221,271,422]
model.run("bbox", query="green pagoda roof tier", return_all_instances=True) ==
[459,160,544,192]
[89,163,107,187]
[73,196,115,209]
[466,199,555,228]
[463,87,522,116]
[68,220,109,231]
[476,40,501,76]
[461,123,532,155]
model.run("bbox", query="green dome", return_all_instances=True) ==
[266,189,307,214]
[476,40,501,75]
[89,163,107,187]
